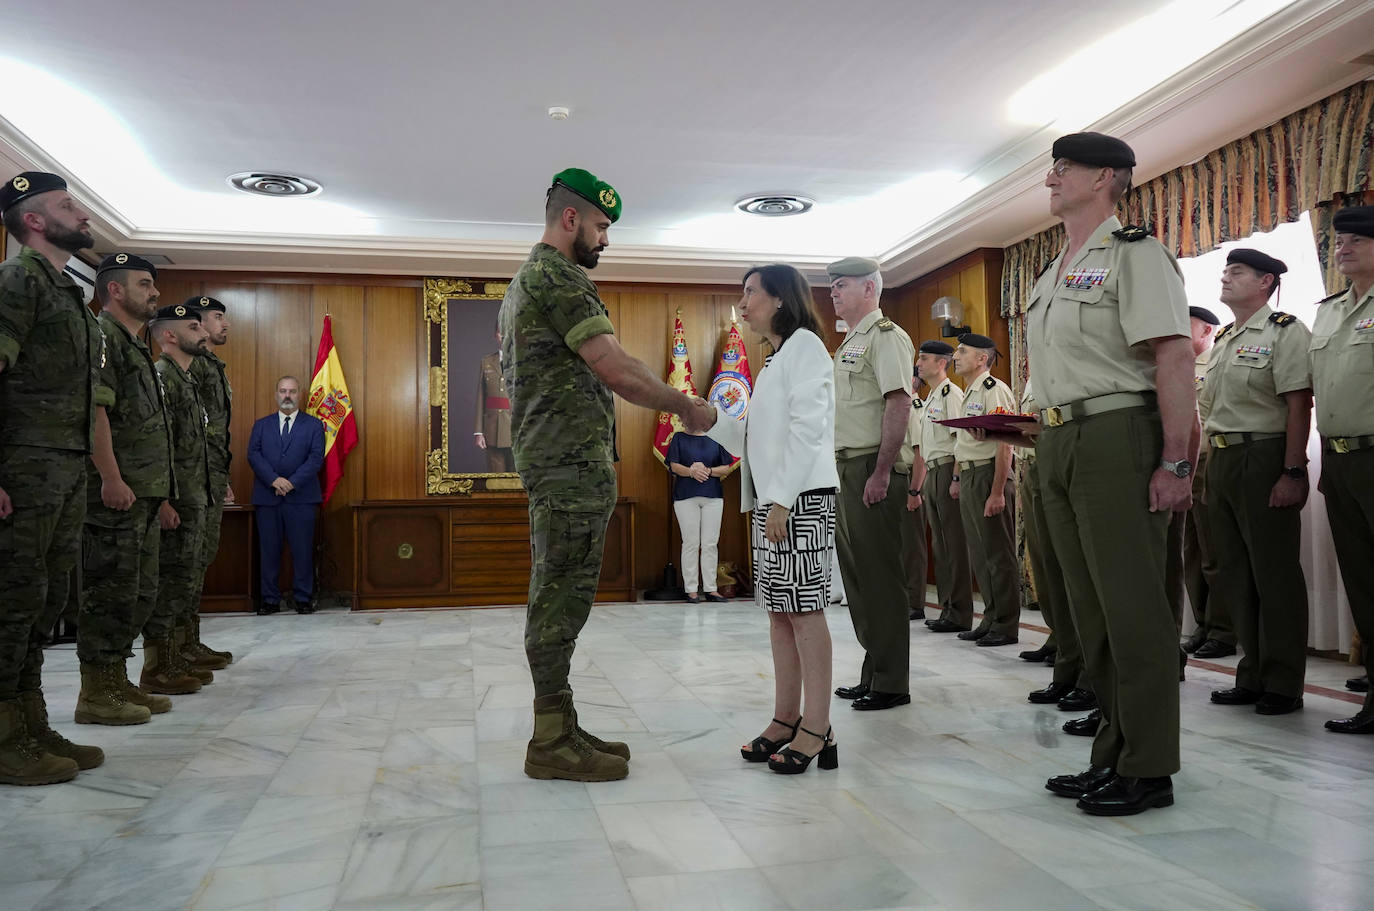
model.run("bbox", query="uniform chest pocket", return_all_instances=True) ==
[1349,329,1374,376]
[1229,351,1273,369]
[835,358,864,401]
[1068,283,1122,342]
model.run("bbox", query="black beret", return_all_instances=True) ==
[96,252,158,279]
[1333,205,1374,239]
[919,340,954,356]
[189,295,225,313]
[1226,248,1286,276]
[151,303,201,323]
[958,332,997,350]
[1188,306,1220,326]
[1051,132,1136,168]
[0,171,67,213]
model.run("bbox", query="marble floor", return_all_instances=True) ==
[3,596,1372,911]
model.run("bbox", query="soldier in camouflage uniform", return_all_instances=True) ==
[75,254,176,726]
[0,171,105,784]
[140,304,215,696]
[188,295,234,668]
[501,168,713,782]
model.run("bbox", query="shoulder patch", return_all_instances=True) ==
[1268,312,1297,327]
[913,398,924,410]
[941,384,949,397]
[876,317,895,331]
[1215,323,1233,343]
[982,376,996,390]
[1111,225,1152,242]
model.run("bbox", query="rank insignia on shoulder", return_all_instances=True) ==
[1111,225,1152,242]
[1268,312,1297,327]
[1315,291,1343,306]
[982,376,996,390]
[1215,323,1233,343]
[941,384,950,397]
[913,398,924,410]
[876,317,895,331]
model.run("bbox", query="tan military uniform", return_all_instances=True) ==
[917,377,973,626]
[1026,214,1191,778]
[1310,284,1374,714]
[477,351,514,472]
[953,370,1019,637]
[834,308,915,694]
[902,399,928,615]
[1203,307,1312,697]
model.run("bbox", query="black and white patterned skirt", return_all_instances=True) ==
[752,489,836,613]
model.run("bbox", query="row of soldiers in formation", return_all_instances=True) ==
[0,171,237,787]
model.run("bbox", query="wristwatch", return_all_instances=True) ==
[1281,465,1307,479]
[908,489,921,496]
[1160,458,1193,478]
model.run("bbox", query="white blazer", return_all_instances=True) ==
[709,329,838,512]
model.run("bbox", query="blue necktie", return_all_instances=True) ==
[281,415,292,444]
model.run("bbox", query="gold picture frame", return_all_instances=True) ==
[424,277,524,495]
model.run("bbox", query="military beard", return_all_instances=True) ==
[45,222,94,254]
[572,233,602,269]
[177,337,204,357]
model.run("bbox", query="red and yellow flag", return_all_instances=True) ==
[652,310,696,463]
[307,315,358,503]
[707,318,753,468]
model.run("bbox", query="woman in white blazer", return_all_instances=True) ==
[706,264,840,774]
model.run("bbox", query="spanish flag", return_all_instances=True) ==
[307,315,358,503]
[652,310,696,463]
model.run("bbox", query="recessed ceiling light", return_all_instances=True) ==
[227,172,322,198]
[736,195,814,217]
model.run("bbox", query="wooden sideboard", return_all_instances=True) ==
[351,497,636,609]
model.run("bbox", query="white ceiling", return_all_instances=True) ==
[1,0,1372,286]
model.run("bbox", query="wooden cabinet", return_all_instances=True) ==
[352,497,636,609]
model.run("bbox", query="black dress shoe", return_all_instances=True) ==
[976,632,1018,647]
[1019,645,1055,663]
[1028,680,1076,705]
[834,683,869,700]
[1062,709,1100,736]
[295,598,319,615]
[1057,688,1097,712]
[909,607,925,621]
[1077,775,1173,816]
[1210,686,1262,705]
[704,593,728,603]
[1192,639,1237,659]
[1325,711,1374,734]
[1346,675,1369,693]
[255,601,280,616]
[1045,765,1115,798]
[928,619,971,633]
[851,691,911,711]
[1255,693,1302,715]
[924,618,938,629]
[957,627,989,641]
[1181,630,1206,654]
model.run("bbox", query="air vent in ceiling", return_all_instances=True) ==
[227,172,322,198]
[736,194,814,217]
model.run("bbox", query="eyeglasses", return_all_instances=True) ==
[1047,160,1074,178]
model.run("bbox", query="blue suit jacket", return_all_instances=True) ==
[247,412,326,505]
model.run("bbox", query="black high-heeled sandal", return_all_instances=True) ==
[740,717,800,762]
[767,725,837,774]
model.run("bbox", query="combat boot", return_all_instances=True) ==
[190,613,233,665]
[115,659,172,714]
[568,699,631,760]
[171,625,214,683]
[75,663,151,725]
[524,691,628,782]
[0,700,79,786]
[140,638,202,695]
[17,691,104,769]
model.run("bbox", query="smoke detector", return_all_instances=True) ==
[736,194,814,217]
[227,172,322,198]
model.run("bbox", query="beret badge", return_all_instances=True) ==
[174,305,186,317]
[115,253,129,264]
[599,188,617,209]
[12,176,29,192]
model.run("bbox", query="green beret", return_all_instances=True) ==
[1051,132,1136,168]
[97,252,158,279]
[551,167,621,223]
[958,332,997,351]
[0,171,67,213]
[1226,248,1286,276]
[827,257,881,280]
[1333,205,1374,239]
[151,303,201,323]
[919,340,954,356]
[190,295,225,313]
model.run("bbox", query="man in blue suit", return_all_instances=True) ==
[247,376,324,615]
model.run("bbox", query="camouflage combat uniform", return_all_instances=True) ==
[191,351,232,597]
[0,247,107,699]
[77,313,174,666]
[146,354,212,640]
[500,242,617,697]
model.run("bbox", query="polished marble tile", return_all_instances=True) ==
[598,799,754,876]
[32,831,232,911]
[190,859,346,911]
[336,814,480,902]
[627,868,795,911]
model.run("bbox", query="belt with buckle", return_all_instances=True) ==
[1323,435,1374,454]
[957,458,994,472]
[1040,391,1155,428]
[1209,431,1283,449]
[835,446,879,461]
[1020,448,1037,463]
[925,455,955,469]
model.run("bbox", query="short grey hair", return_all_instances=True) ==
[862,270,883,299]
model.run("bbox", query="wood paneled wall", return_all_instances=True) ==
[156,249,1006,599]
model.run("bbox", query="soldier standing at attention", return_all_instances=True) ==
[140,305,215,697]
[828,257,917,711]
[475,325,515,472]
[501,168,713,781]
[950,333,1020,647]
[1025,133,1196,816]
[188,296,235,668]
[915,341,976,634]
[0,171,106,784]
[1203,250,1312,716]
[75,254,175,727]
[1312,205,1374,735]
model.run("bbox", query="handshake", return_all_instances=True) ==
[680,395,717,434]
